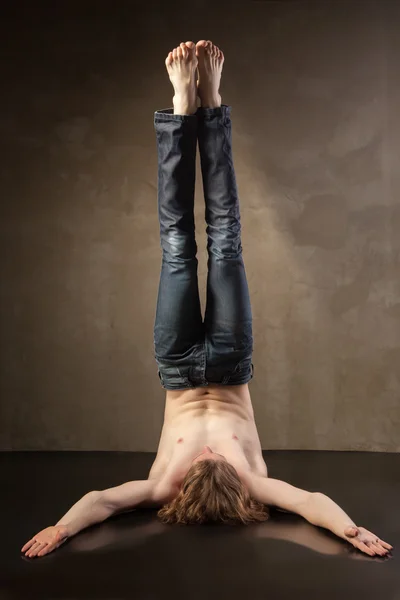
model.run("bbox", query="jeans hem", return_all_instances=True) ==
[158,372,254,390]
[159,380,252,390]
[196,104,231,119]
[154,108,198,122]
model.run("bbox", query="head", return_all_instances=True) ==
[157,450,269,525]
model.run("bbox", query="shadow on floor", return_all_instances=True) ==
[2,450,398,599]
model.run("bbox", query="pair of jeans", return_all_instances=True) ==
[153,104,254,390]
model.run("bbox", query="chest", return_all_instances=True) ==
[148,411,267,480]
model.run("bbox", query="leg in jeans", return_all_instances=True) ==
[196,41,254,385]
[153,42,206,390]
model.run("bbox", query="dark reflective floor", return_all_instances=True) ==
[2,451,398,599]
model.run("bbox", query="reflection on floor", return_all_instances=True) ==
[3,451,398,599]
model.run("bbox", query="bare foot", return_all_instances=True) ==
[196,40,224,108]
[165,41,198,115]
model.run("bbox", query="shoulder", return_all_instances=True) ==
[244,473,312,513]
[153,477,180,505]
[151,462,184,504]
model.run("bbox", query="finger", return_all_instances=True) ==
[369,542,385,556]
[38,544,53,557]
[377,540,393,550]
[21,539,35,552]
[26,541,41,555]
[355,541,376,556]
[375,541,390,552]
[27,544,41,557]
[375,542,389,556]
[35,542,49,556]
[365,538,387,554]
[28,542,45,556]
[27,541,45,557]
[362,530,393,550]
[38,538,65,556]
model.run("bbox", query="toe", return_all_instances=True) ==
[165,52,173,67]
[180,42,187,59]
[177,46,183,59]
[195,42,205,58]
[196,40,209,56]
[172,47,178,59]
[184,41,195,60]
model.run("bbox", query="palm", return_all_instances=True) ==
[21,525,69,558]
[344,525,392,556]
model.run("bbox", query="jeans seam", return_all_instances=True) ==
[200,343,207,384]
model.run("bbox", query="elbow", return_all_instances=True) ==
[88,490,115,520]
[87,490,103,502]
[300,491,322,507]
[307,491,326,506]
[87,490,111,511]
[88,490,102,497]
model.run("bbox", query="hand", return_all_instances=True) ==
[344,525,393,556]
[21,525,69,558]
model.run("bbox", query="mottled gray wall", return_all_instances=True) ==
[1,1,399,451]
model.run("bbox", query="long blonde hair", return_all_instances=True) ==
[157,459,269,525]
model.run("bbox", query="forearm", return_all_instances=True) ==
[302,492,356,541]
[55,492,113,537]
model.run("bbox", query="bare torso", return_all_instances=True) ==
[147,384,268,488]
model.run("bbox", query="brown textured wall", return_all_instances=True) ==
[1,1,399,451]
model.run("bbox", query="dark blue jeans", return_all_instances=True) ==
[153,104,254,390]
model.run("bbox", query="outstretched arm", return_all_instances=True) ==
[56,479,162,534]
[21,478,169,558]
[246,474,392,557]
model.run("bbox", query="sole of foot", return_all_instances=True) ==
[195,40,224,108]
[165,41,198,115]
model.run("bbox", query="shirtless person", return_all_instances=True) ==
[21,40,392,559]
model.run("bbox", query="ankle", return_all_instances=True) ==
[199,93,222,109]
[173,95,197,116]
